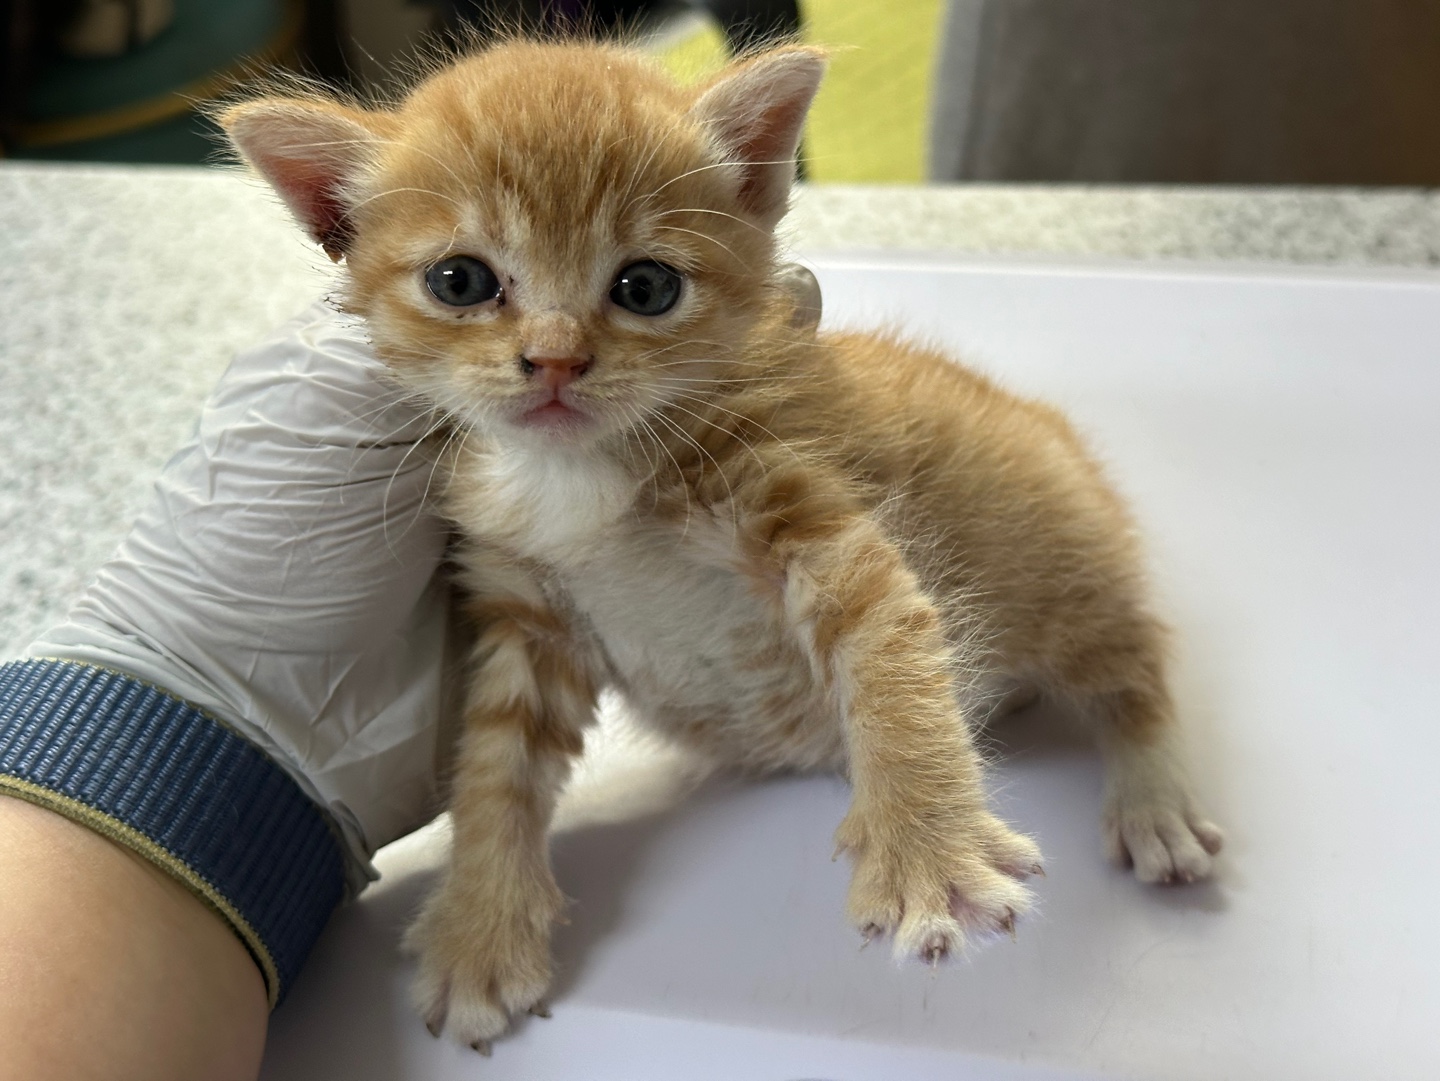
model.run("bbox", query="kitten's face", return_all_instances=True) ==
[224,43,821,451]
[334,45,787,451]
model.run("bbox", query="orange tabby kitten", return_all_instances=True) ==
[222,40,1222,1051]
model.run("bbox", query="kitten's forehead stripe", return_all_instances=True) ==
[375,45,726,275]
[339,39,781,456]
[353,47,770,330]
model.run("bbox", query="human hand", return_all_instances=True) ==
[27,299,459,881]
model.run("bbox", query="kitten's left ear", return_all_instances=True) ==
[691,46,826,229]
[218,98,388,262]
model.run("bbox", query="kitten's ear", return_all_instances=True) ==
[690,46,825,229]
[218,98,386,261]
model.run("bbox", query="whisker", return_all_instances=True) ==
[379,408,458,547]
[350,186,466,212]
[653,224,741,263]
[626,157,796,210]
[653,205,769,236]
[656,402,742,522]
[640,412,692,537]
[664,388,796,461]
[614,400,664,514]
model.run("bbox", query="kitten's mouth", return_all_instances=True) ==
[520,394,589,428]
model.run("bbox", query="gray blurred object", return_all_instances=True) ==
[776,261,821,330]
[930,0,1440,184]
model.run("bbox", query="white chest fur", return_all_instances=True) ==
[453,442,636,561]
[448,442,840,767]
[565,523,836,766]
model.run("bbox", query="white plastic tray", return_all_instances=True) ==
[260,254,1440,1081]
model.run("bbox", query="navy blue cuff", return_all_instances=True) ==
[0,658,345,1007]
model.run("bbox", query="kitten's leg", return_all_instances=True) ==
[404,597,598,1050]
[1060,622,1224,884]
[778,518,1042,960]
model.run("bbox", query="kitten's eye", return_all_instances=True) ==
[425,256,501,307]
[610,261,682,316]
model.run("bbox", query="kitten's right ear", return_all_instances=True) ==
[691,47,826,229]
[218,99,384,261]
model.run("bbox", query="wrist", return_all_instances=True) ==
[0,658,346,1007]
[0,794,269,1081]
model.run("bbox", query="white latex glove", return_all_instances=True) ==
[28,300,458,887]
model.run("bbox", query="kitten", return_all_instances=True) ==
[222,39,1223,1051]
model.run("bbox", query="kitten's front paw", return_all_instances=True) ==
[1104,790,1224,884]
[838,810,1041,962]
[403,882,558,1052]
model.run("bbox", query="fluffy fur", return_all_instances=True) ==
[222,39,1223,1051]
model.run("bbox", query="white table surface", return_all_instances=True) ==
[3,162,1438,1077]
[251,254,1440,1081]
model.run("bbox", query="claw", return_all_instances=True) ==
[424,978,449,1038]
[999,909,1017,941]
[529,1001,552,1019]
[424,1000,448,1039]
[471,1039,492,1057]
[1031,862,1045,878]
[859,922,881,950]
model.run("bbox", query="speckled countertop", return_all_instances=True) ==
[789,183,1440,266]
[2,160,1438,656]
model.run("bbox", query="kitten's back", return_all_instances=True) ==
[778,329,1155,685]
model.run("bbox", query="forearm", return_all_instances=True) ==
[0,795,268,1081]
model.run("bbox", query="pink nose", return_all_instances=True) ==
[523,355,591,389]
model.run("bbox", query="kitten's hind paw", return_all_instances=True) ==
[1102,735,1224,884]
[1104,795,1224,884]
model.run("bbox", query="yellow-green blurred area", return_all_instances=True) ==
[657,0,943,184]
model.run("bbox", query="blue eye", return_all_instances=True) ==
[610,261,682,316]
[425,256,501,307]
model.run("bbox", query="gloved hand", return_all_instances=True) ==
[21,261,824,889]
[27,299,460,888]
[6,267,824,1008]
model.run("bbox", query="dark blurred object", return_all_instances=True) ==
[436,0,799,52]
[55,0,176,59]
[2,0,352,162]
[699,0,800,53]
[300,0,356,89]
[931,0,1440,185]
[1,0,77,152]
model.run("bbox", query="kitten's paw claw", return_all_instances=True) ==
[921,934,949,965]
[528,1001,552,1019]
[471,1039,493,1057]
[998,908,1017,940]
[984,828,1045,882]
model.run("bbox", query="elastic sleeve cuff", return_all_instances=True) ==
[0,659,346,1007]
